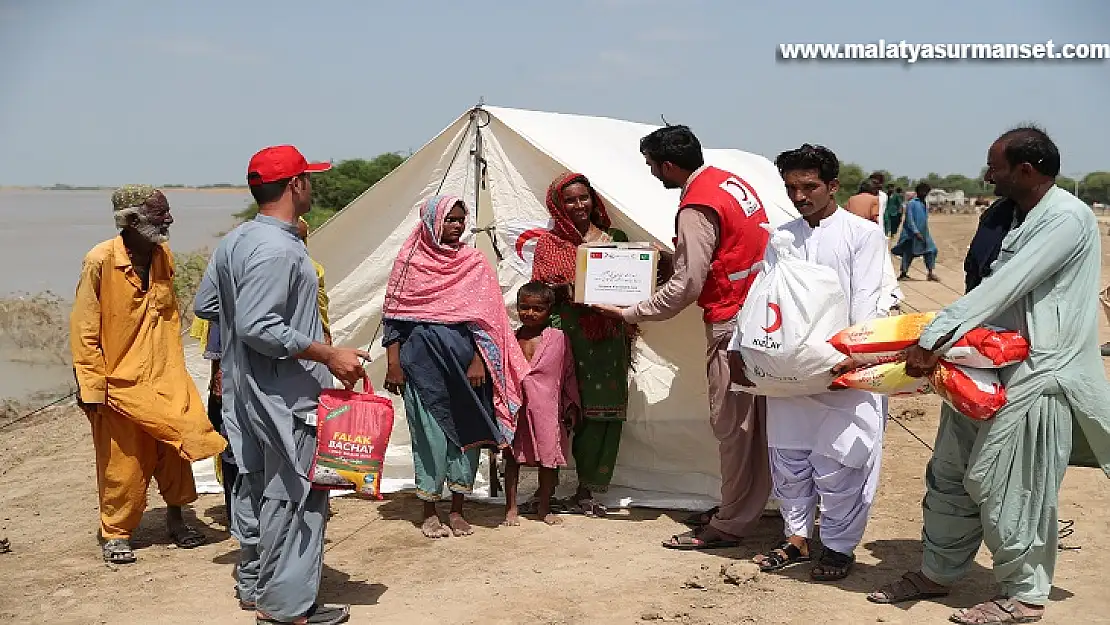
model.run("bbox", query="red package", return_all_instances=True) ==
[930,361,1006,421]
[943,327,1029,369]
[310,374,395,498]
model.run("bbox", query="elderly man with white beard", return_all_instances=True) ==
[70,185,226,565]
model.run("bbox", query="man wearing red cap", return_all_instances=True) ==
[195,145,367,625]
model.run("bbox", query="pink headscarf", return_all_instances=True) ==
[383,195,529,445]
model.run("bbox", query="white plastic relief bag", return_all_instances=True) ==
[730,225,849,397]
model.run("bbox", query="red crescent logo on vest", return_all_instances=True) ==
[721,176,765,218]
[515,228,548,257]
[762,302,782,333]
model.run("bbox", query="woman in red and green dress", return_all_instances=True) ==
[531,172,636,517]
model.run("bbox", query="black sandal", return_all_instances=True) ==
[754,540,811,572]
[519,497,568,516]
[682,506,720,527]
[169,524,206,549]
[810,546,855,581]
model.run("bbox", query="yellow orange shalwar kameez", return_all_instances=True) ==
[70,237,226,540]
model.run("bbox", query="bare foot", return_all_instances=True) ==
[421,516,450,539]
[543,514,563,526]
[448,512,473,537]
[501,509,520,527]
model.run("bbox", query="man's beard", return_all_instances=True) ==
[135,217,169,244]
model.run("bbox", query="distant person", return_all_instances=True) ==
[296,216,332,345]
[502,281,580,526]
[883,186,905,238]
[594,125,773,551]
[740,144,888,582]
[70,184,226,565]
[381,195,529,539]
[195,145,368,625]
[1101,286,1110,356]
[868,126,1110,625]
[201,320,238,526]
[530,172,636,518]
[871,172,888,224]
[893,182,939,281]
[846,179,881,223]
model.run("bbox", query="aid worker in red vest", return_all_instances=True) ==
[594,125,772,550]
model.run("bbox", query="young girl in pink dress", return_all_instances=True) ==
[503,281,580,526]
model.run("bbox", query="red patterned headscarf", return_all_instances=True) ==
[531,173,612,286]
[531,173,631,342]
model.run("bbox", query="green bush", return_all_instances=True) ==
[173,250,210,325]
[234,152,406,229]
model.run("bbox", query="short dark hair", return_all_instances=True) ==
[915,182,932,197]
[895,186,903,194]
[859,179,875,194]
[869,171,885,184]
[774,144,840,183]
[996,125,1061,177]
[517,281,555,306]
[249,176,294,205]
[639,125,705,171]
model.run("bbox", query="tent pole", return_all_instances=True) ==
[470,103,503,499]
[469,104,503,262]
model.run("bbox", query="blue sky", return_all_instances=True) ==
[1,0,1107,186]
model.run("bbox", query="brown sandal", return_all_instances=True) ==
[867,570,950,604]
[949,598,1044,624]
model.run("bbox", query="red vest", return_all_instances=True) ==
[677,166,770,323]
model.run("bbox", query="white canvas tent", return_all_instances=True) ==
[188,105,800,510]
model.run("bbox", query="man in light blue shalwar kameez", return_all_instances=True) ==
[867,127,1110,624]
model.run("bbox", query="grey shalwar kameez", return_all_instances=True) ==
[195,215,332,620]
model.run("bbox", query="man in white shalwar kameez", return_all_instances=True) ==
[734,144,889,581]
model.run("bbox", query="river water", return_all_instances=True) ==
[0,189,250,296]
[0,189,250,401]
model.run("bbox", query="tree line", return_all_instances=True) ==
[234,153,1109,228]
[235,152,407,229]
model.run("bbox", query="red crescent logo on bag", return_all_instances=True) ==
[762,302,782,333]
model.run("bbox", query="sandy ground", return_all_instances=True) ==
[3,214,1110,624]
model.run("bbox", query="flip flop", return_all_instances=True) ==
[169,524,206,549]
[661,529,740,550]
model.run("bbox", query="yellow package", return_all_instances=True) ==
[828,312,938,364]
[830,361,931,395]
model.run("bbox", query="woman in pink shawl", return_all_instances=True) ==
[382,194,529,539]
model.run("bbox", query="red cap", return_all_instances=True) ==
[246,145,331,186]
